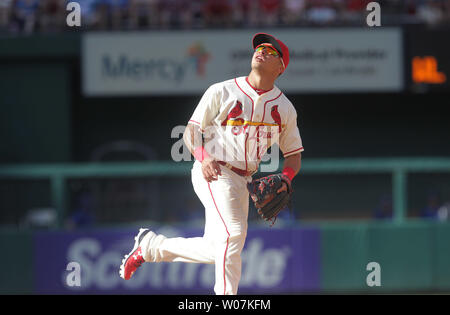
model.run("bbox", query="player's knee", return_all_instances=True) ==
[227,230,247,246]
[207,230,246,246]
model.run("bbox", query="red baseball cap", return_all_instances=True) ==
[252,33,290,72]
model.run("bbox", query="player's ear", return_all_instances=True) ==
[278,58,285,76]
[278,66,284,77]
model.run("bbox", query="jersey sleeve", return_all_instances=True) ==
[279,104,304,158]
[188,84,221,132]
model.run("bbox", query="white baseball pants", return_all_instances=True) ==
[141,161,250,295]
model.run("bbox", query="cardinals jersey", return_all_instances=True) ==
[188,76,304,173]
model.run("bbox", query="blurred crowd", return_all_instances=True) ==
[373,191,450,222]
[0,0,450,34]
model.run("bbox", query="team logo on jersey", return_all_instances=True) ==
[271,105,282,133]
[221,101,282,138]
[222,101,244,126]
[187,42,210,77]
[221,101,246,136]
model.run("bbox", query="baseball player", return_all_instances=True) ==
[119,33,304,295]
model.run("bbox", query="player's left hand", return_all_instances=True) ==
[247,173,292,224]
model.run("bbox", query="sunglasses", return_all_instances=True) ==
[255,45,280,57]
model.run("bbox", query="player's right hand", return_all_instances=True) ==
[201,158,222,182]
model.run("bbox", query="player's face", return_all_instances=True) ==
[252,44,284,75]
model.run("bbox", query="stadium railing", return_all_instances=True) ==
[1,157,450,227]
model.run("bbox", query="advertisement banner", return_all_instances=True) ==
[82,28,403,96]
[33,226,320,294]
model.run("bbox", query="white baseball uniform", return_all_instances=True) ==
[141,76,304,295]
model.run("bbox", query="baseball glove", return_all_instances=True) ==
[247,174,292,225]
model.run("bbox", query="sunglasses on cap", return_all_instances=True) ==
[254,44,280,57]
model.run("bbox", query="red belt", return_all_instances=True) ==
[217,161,255,177]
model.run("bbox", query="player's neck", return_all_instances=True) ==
[247,71,276,92]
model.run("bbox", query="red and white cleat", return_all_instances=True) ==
[119,228,151,280]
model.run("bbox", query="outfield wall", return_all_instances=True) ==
[2,221,449,294]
